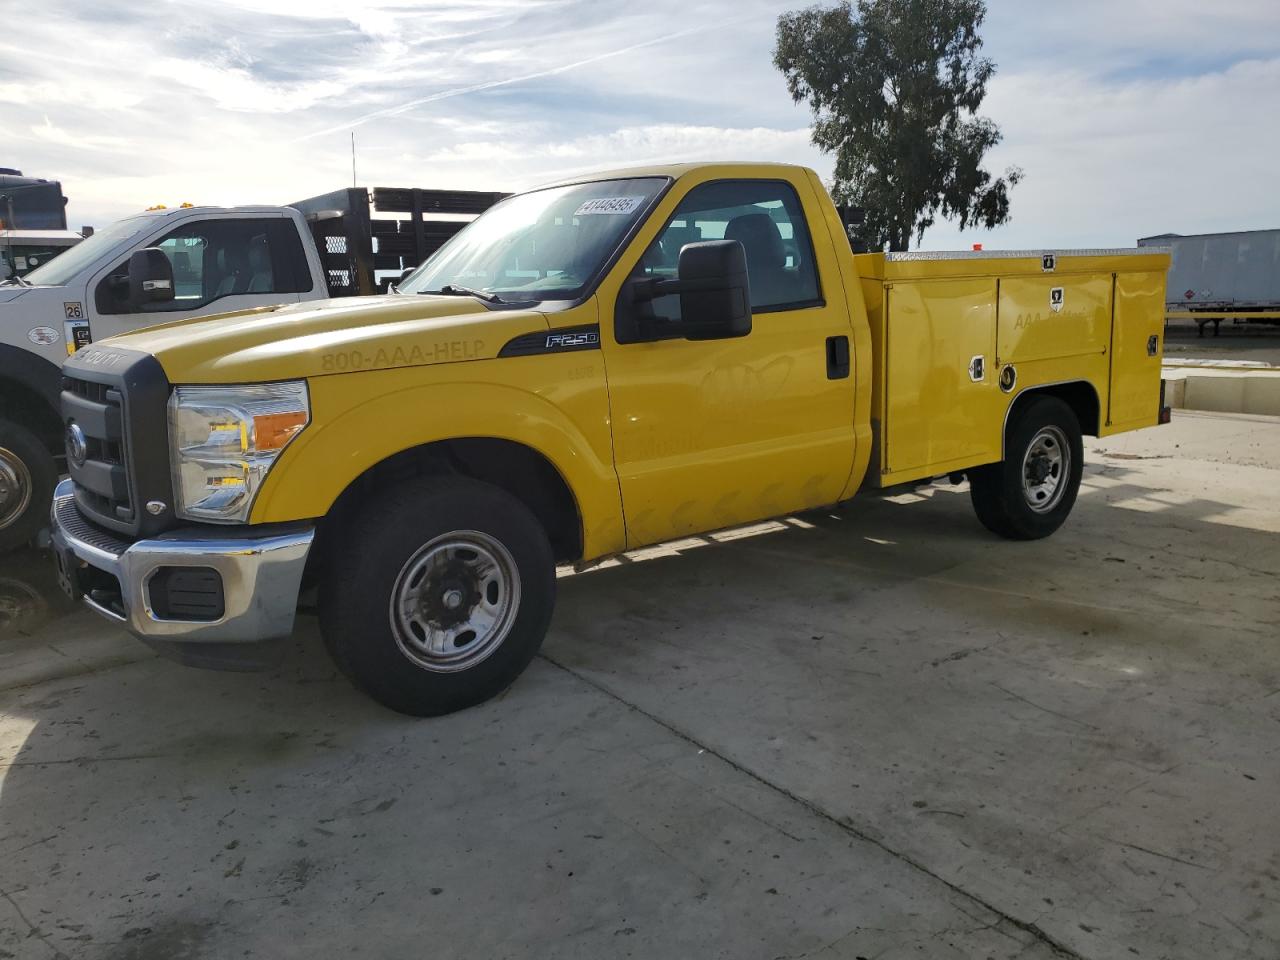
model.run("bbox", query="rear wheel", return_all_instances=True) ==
[969,396,1083,540]
[319,476,556,716]
[0,418,56,553]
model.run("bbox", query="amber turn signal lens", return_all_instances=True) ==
[253,411,307,451]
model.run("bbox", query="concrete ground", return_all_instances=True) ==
[2,411,1278,960]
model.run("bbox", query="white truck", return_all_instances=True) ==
[1,228,87,280]
[0,186,505,550]
[0,170,86,281]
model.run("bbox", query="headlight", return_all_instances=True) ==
[168,381,309,523]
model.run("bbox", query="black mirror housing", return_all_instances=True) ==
[615,238,752,344]
[128,248,175,305]
[675,239,751,341]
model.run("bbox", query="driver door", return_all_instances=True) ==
[85,215,313,343]
[600,173,857,548]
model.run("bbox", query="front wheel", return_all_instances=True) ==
[969,396,1084,540]
[0,418,57,553]
[319,476,556,716]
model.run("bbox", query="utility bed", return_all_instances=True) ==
[856,248,1171,486]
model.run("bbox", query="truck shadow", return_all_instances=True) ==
[0,461,1277,957]
[0,546,77,644]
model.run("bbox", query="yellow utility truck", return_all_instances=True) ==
[50,163,1170,715]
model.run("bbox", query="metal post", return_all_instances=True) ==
[1,194,14,280]
[411,190,426,269]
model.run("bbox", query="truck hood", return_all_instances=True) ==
[98,295,552,384]
[0,286,33,304]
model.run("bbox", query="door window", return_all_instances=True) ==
[633,180,821,322]
[95,217,311,314]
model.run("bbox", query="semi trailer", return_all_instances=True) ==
[1139,228,1280,336]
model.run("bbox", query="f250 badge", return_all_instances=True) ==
[546,331,599,349]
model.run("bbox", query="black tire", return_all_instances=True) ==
[969,396,1083,541]
[319,476,556,716]
[0,418,57,553]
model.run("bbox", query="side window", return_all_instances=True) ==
[95,217,311,314]
[633,180,821,322]
[158,233,207,303]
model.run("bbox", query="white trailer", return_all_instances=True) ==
[1139,229,1280,336]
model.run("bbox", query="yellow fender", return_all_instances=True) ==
[251,364,626,560]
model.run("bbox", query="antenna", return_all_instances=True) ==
[351,132,357,188]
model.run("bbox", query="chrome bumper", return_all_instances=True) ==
[49,479,313,654]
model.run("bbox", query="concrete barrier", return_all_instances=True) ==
[1162,363,1280,416]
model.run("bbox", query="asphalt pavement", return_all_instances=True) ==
[2,410,1278,960]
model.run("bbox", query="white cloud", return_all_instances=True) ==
[923,54,1280,249]
[23,116,130,153]
[1,0,1277,253]
[404,123,813,186]
[144,57,351,113]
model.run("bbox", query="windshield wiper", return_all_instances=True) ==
[0,274,31,287]
[426,283,504,304]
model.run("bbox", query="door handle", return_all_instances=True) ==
[826,335,850,379]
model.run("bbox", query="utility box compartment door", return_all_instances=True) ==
[1108,271,1165,429]
[997,274,1112,363]
[885,278,1001,474]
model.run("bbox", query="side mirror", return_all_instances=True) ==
[128,248,174,306]
[388,266,416,294]
[673,239,751,341]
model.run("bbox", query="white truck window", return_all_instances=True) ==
[21,217,149,286]
[95,217,311,314]
[635,179,821,318]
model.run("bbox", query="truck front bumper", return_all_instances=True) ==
[49,479,314,670]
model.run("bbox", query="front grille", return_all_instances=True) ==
[62,377,132,523]
[60,347,175,539]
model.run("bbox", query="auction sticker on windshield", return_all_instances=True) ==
[575,197,642,216]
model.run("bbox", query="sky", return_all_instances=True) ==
[1,0,1278,250]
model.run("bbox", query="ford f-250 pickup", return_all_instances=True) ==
[49,162,1171,716]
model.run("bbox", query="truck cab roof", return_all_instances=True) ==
[539,160,814,189]
[126,204,296,220]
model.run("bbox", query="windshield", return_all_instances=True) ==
[398,177,666,302]
[21,216,151,286]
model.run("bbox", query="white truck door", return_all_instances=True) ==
[83,213,315,342]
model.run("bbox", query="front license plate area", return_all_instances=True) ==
[53,544,82,601]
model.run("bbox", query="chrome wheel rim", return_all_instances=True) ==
[1021,426,1069,513]
[389,531,521,673]
[0,447,32,531]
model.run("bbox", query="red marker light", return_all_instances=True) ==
[973,243,983,251]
